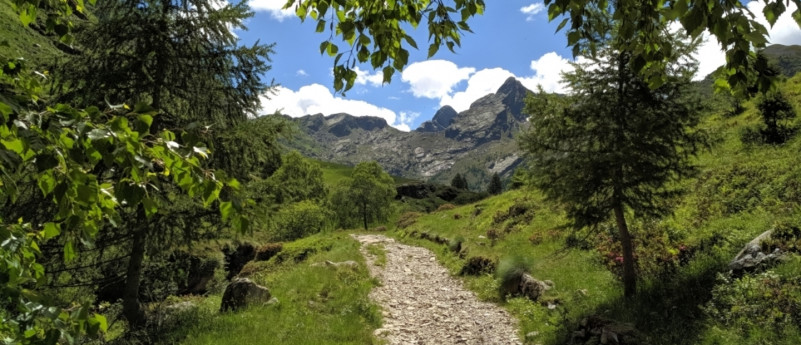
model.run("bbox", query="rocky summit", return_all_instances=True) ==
[283,77,533,189]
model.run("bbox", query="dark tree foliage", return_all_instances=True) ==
[487,172,503,195]
[757,91,797,144]
[46,0,279,326]
[520,38,707,297]
[451,173,468,190]
[332,161,396,230]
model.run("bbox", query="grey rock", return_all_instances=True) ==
[220,277,272,312]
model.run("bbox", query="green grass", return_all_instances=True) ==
[366,243,387,267]
[1,0,66,67]
[167,232,382,345]
[381,74,801,345]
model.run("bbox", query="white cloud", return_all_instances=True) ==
[747,1,801,46]
[249,0,294,21]
[519,52,575,93]
[401,60,475,98]
[296,69,308,76]
[520,3,545,21]
[261,84,418,131]
[353,66,384,87]
[441,68,514,112]
[395,111,420,132]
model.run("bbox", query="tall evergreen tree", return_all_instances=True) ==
[519,32,706,297]
[50,0,277,326]
[487,173,503,195]
[757,91,796,144]
[451,173,468,190]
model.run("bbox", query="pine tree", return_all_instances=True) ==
[487,173,503,195]
[519,33,706,297]
[757,91,796,144]
[51,0,277,325]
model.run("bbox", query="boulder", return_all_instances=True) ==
[729,229,785,273]
[220,278,272,312]
[519,273,549,301]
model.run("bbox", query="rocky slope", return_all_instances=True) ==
[283,77,532,189]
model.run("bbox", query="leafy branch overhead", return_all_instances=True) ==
[285,0,485,92]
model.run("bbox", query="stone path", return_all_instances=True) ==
[353,234,522,345]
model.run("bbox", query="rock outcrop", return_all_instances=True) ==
[729,229,785,274]
[219,278,273,312]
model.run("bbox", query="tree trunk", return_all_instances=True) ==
[122,209,147,326]
[613,204,636,297]
[362,202,368,230]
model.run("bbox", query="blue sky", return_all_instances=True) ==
[239,1,801,131]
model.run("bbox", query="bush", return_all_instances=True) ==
[436,203,456,212]
[496,255,532,299]
[448,235,465,253]
[273,201,333,241]
[703,270,801,343]
[396,212,422,229]
[255,243,283,261]
[460,256,496,276]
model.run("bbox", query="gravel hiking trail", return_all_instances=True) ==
[353,234,522,345]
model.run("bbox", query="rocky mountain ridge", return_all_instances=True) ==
[283,77,533,189]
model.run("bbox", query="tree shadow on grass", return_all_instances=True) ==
[566,253,729,345]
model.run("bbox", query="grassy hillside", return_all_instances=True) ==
[389,74,801,344]
[0,0,68,66]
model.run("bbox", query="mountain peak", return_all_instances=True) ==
[416,105,459,132]
[497,77,526,95]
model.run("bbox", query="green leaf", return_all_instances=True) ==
[382,66,394,83]
[403,35,418,49]
[0,102,11,121]
[220,201,233,222]
[316,19,326,33]
[43,223,60,240]
[64,241,75,262]
[793,9,801,28]
[326,42,339,57]
[296,3,307,18]
[19,4,36,26]
[427,43,439,58]
[320,41,330,55]
[37,172,56,195]
[142,197,158,218]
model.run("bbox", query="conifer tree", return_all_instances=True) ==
[520,30,706,297]
[50,0,277,325]
[487,173,503,195]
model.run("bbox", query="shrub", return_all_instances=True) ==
[496,255,532,299]
[396,212,422,229]
[255,243,283,261]
[486,228,501,242]
[273,201,332,241]
[448,235,465,253]
[452,213,462,220]
[703,271,801,343]
[436,203,456,212]
[460,256,496,276]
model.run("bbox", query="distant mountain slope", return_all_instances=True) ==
[763,44,801,77]
[282,77,532,190]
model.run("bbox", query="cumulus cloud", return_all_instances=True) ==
[747,1,801,45]
[395,111,420,132]
[401,60,475,98]
[260,84,418,131]
[249,0,294,21]
[441,68,514,112]
[400,52,577,112]
[520,3,545,21]
[353,66,385,87]
[519,52,575,93]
